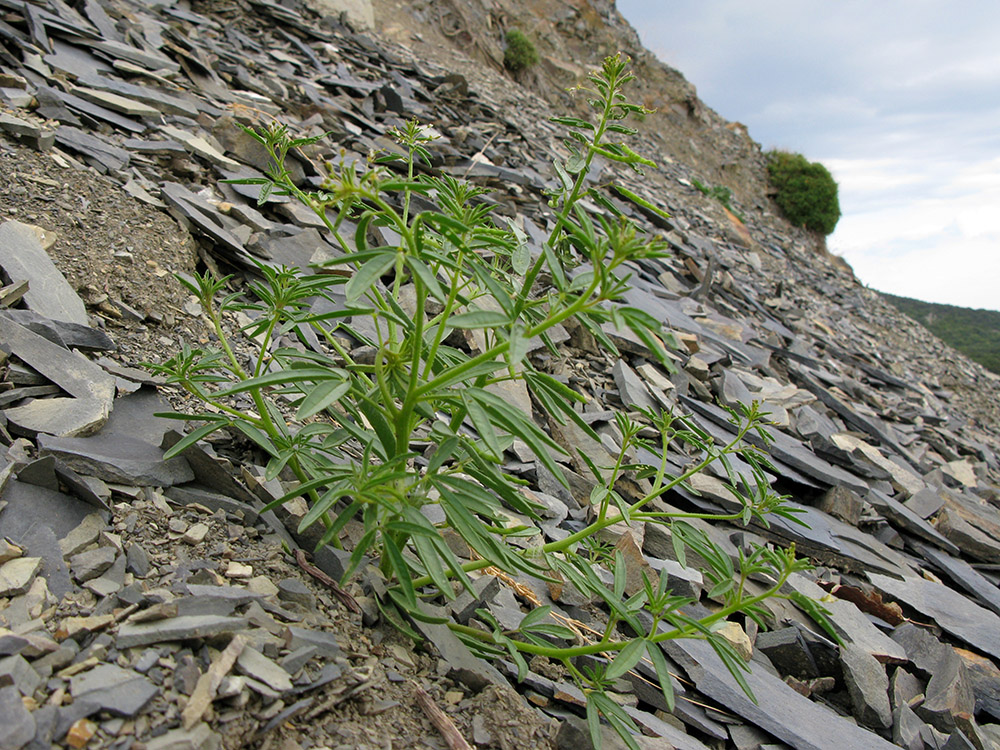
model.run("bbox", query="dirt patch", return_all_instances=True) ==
[0,134,206,368]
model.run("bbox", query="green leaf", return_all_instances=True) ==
[427,436,458,474]
[464,393,503,461]
[317,499,362,548]
[709,636,755,702]
[356,395,397,460]
[591,693,641,750]
[586,696,603,750]
[566,151,587,175]
[231,421,278,457]
[163,421,231,459]
[645,641,676,711]
[382,533,414,606]
[346,253,395,303]
[296,379,351,420]
[212,367,342,397]
[611,184,671,224]
[447,310,511,329]
[553,158,573,192]
[550,116,595,130]
[405,257,446,303]
[519,605,552,632]
[671,526,687,569]
[788,590,844,646]
[605,638,645,680]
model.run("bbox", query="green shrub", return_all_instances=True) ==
[504,29,539,72]
[766,150,841,235]
[150,56,835,750]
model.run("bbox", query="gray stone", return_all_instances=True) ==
[307,0,374,31]
[865,488,960,554]
[69,664,159,717]
[13,456,58,491]
[144,722,221,750]
[411,607,506,692]
[891,667,925,708]
[0,654,41,695]
[74,73,199,117]
[85,552,125,597]
[0,557,41,597]
[612,359,657,412]
[116,615,247,648]
[38,432,193,487]
[279,646,319,675]
[893,701,932,750]
[905,487,946,519]
[755,627,820,679]
[0,222,88,326]
[283,627,342,659]
[18,524,73,599]
[873,573,1000,660]
[0,685,34,750]
[0,317,114,420]
[58,513,106,558]
[664,636,899,750]
[68,545,116,582]
[817,485,863,526]
[841,644,892,729]
[0,310,115,352]
[0,633,30,658]
[916,543,1000,618]
[53,126,130,172]
[184,585,262,606]
[682,397,870,495]
[235,647,293,692]
[941,729,978,750]
[0,114,54,151]
[276,578,315,610]
[5,397,111,438]
[892,623,954,674]
[126,543,151,578]
[72,87,160,118]
[163,483,259,525]
[784,574,908,663]
[935,508,1000,564]
[918,651,975,733]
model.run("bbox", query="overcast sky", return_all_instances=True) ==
[616,0,1000,312]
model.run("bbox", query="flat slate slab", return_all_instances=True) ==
[0,316,115,406]
[868,572,1000,660]
[664,636,899,750]
[70,664,159,717]
[36,389,194,486]
[915,543,1000,618]
[0,221,89,325]
[784,574,907,663]
[0,479,107,551]
[116,615,247,648]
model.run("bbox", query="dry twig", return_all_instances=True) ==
[414,685,473,750]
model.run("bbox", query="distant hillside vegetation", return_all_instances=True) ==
[884,293,1000,374]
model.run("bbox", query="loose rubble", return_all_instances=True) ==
[2,0,1000,748]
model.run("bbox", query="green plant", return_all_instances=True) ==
[504,29,539,73]
[149,55,835,749]
[766,150,841,235]
[692,178,744,222]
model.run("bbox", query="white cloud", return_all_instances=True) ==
[617,0,1000,310]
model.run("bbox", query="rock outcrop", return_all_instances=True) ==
[1,0,999,748]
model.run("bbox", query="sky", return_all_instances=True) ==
[615,0,1000,312]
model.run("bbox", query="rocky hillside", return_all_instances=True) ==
[1,0,1000,749]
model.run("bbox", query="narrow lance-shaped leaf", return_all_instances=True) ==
[345,253,395,303]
